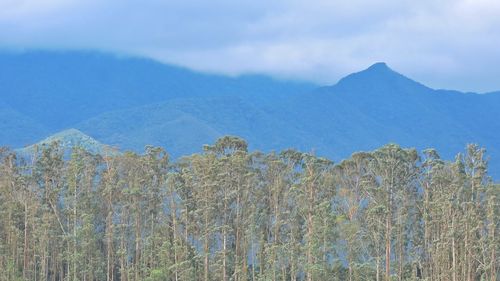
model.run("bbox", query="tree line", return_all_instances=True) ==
[0,136,498,281]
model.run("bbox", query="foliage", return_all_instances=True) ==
[0,139,498,281]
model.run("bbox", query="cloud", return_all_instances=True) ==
[1,0,499,92]
[0,0,76,18]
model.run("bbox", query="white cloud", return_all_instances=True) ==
[0,0,77,18]
[0,0,499,91]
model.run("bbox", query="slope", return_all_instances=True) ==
[2,50,500,177]
[0,50,315,135]
[76,96,320,157]
[17,128,116,156]
[0,101,48,148]
[291,62,500,174]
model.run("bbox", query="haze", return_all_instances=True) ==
[1,0,500,92]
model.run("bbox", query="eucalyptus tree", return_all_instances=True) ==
[65,147,104,281]
[141,146,169,279]
[33,143,67,281]
[484,183,499,281]
[187,151,220,281]
[0,137,499,281]
[333,152,373,281]
[278,150,336,281]
[460,144,493,281]
[168,157,201,280]
[100,151,122,281]
[0,148,25,281]
[366,144,419,281]
[203,136,249,281]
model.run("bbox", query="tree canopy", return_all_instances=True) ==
[0,138,498,281]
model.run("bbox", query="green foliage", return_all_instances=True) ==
[0,138,498,281]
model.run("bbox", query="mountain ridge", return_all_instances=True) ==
[0,50,315,140]
[16,128,116,156]
[2,50,499,177]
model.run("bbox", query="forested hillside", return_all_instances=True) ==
[0,50,314,139]
[2,51,500,178]
[1,138,498,281]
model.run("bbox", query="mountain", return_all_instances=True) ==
[76,59,500,176]
[1,50,500,178]
[17,128,115,156]
[76,96,321,157]
[0,101,48,147]
[289,63,500,180]
[0,50,314,141]
[289,62,483,159]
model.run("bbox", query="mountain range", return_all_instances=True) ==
[1,50,499,178]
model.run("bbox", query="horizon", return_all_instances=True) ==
[1,0,500,92]
[1,48,498,94]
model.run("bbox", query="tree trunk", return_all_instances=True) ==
[385,214,391,281]
[204,211,210,281]
[23,202,29,280]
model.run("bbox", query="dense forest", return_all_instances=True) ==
[0,137,498,281]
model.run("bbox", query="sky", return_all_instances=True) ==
[1,0,499,92]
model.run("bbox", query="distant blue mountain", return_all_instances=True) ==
[1,50,499,178]
[290,62,500,163]
[76,96,322,157]
[0,50,314,141]
[0,100,48,148]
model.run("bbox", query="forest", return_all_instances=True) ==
[0,136,498,281]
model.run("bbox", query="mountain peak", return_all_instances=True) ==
[42,129,99,146]
[17,128,116,155]
[52,128,88,138]
[334,62,429,93]
[359,62,399,77]
[366,62,390,72]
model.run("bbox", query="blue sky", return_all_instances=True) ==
[1,0,499,92]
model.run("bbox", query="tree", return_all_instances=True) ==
[1,138,499,281]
